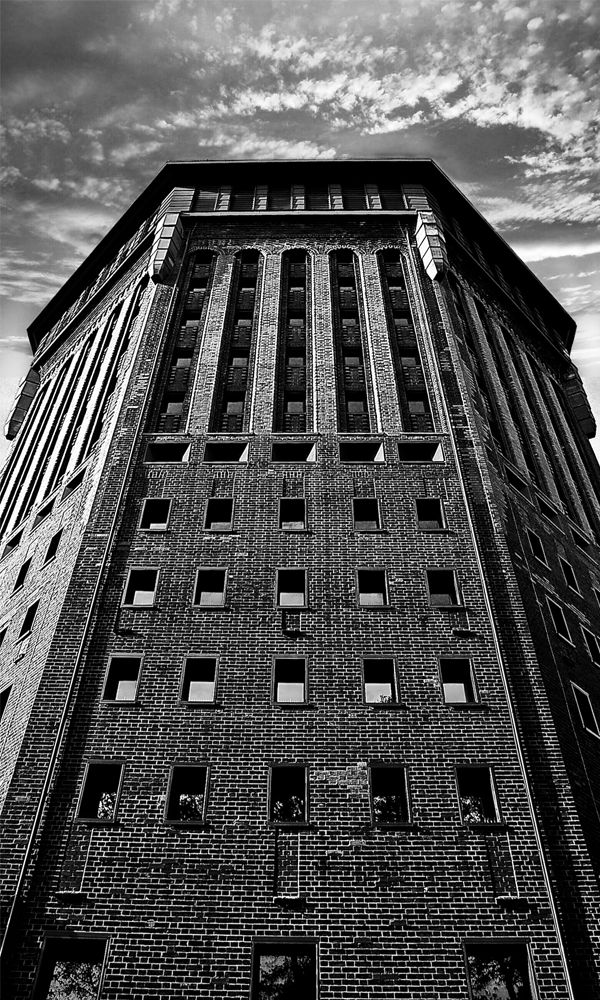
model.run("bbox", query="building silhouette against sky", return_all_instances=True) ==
[1,160,599,999]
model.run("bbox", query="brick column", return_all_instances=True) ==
[249,252,282,433]
[187,254,235,434]
[311,252,337,432]
[358,252,400,434]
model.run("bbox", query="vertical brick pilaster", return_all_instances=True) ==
[250,253,281,433]
[311,253,337,432]
[359,253,401,434]
[187,254,235,434]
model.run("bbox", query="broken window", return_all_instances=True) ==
[122,569,158,607]
[546,598,571,641]
[181,658,217,702]
[270,766,307,823]
[370,765,410,824]
[33,937,107,1000]
[363,659,397,704]
[416,498,444,530]
[465,941,535,1000]
[77,761,122,821]
[279,498,307,531]
[277,569,307,608]
[166,765,207,823]
[251,940,317,1000]
[273,659,307,704]
[457,767,500,824]
[13,557,31,592]
[193,569,227,607]
[572,684,600,737]
[43,529,63,564]
[526,529,547,564]
[103,657,141,702]
[441,659,476,704]
[353,498,381,530]
[427,569,460,607]
[18,599,40,639]
[357,569,388,606]
[204,498,234,531]
[140,498,171,531]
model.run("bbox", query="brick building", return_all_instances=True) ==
[1,159,599,998]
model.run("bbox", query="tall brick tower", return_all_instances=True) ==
[1,160,599,999]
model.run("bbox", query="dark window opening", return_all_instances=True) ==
[353,498,381,530]
[357,569,388,607]
[572,685,600,736]
[33,499,54,527]
[230,187,255,211]
[181,658,217,702]
[145,441,190,463]
[398,441,443,462]
[123,569,158,607]
[43,529,63,564]
[342,185,366,209]
[364,659,397,704]
[251,941,317,1000]
[194,186,219,211]
[1,684,12,720]
[203,442,248,463]
[465,941,535,1000]
[526,529,547,564]
[582,627,600,664]
[166,765,207,822]
[270,766,307,823]
[539,498,559,523]
[547,599,571,641]
[271,442,315,463]
[78,762,122,821]
[279,498,306,531]
[33,937,107,1000]
[267,187,291,210]
[274,659,307,704]
[13,557,31,593]
[0,626,7,649]
[62,468,86,499]
[339,441,384,463]
[103,657,141,702]
[2,530,23,559]
[205,497,233,531]
[416,498,444,530]
[371,766,409,824]
[441,659,476,704]
[506,469,528,495]
[379,187,405,210]
[560,558,579,591]
[457,767,499,824]
[277,569,307,607]
[18,599,40,639]
[305,186,329,210]
[572,529,590,552]
[427,569,459,607]
[140,498,171,531]
[194,569,227,607]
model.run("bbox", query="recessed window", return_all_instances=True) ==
[465,941,536,1000]
[339,441,384,463]
[546,598,571,641]
[43,529,63,564]
[203,442,248,463]
[181,657,217,702]
[441,659,476,704]
[139,498,172,531]
[526,529,547,564]
[572,529,590,552]
[276,569,307,607]
[398,441,443,462]
[357,569,388,606]
[506,469,528,495]
[122,569,158,607]
[370,766,410,824]
[271,442,316,463]
[1,684,12,720]
[166,765,207,823]
[572,684,600,737]
[559,558,579,592]
[279,498,307,531]
[33,937,107,1000]
[33,499,54,528]
[273,658,307,703]
[204,497,233,531]
[582,627,600,664]
[270,765,307,823]
[363,659,397,704]
[456,766,500,825]
[2,530,23,559]
[194,569,227,607]
[18,599,40,639]
[145,441,191,463]
[103,657,141,701]
[538,498,558,522]
[62,468,86,499]
[427,569,460,607]
[13,557,32,593]
[416,498,444,530]
[353,498,380,530]
[77,761,123,821]
[251,940,317,1000]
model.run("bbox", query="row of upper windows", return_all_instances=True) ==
[143,438,444,464]
[192,183,407,213]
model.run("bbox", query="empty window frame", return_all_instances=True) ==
[12,557,32,593]
[165,765,208,823]
[273,658,307,704]
[194,569,227,607]
[18,599,40,639]
[33,937,107,1000]
[271,442,316,463]
[426,569,460,607]
[203,441,249,463]
[276,569,307,608]
[139,498,172,531]
[370,765,410,824]
[251,940,317,1000]
[546,598,572,641]
[77,761,123,821]
[103,657,141,702]
[363,658,397,704]
[440,659,477,704]
[43,529,63,564]
[582,627,600,664]
[572,684,600,737]
[144,441,191,463]
[416,498,445,530]
[398,441,443,462]
[456,766,500,825]
[204,497,234,531]
[62,468,86,499]
[181,657,217,702]
[33,499,54,528]
[357,569,388,607]
[559,557,579,592]
[339,441,384,463]
[279,498,307,531]
[353,498,381,531]
[464,941,536,1000]
[1,529,23,559]
[122,569,159,607]
[1,684,12,720]
[270,765,307,823]
[526,529,547,564]
[539,498,559,523]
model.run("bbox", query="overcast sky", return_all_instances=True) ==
[1,0,598,464]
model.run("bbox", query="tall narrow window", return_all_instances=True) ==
[465,941,536,1000]
[330,250,372,431]
[546,598,571,641]
[12,557,31,593]
[279,498,307,531]
[363,659,397,703]
[181,657,217,702]
[103,657,141,702]
[166,765,207,823]
[273,658,307,704]
[441,659,477,704]
[416,498,444,529]
[77,761,123,821]
[357,569,388,607]
[270,765,307,823]
[18,599,40,639]
[370,766,410,824]
[276,570,307,607]
[582,627,600,664]
[274,251,308,431]
[1,684,12,720]
[194,569,227,607]
[33,938,107,1000]
[456,767,500,824]
[427,569,460,607]
[572,685,600,737]
[43,529,63,564]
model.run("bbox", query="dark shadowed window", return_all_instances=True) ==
[77,762,123,821]
[465,941,535,999]
[166,765,207,823]
[33,937,107,1000]
[270,766,307,823]
[441,659,476,704]
[370,766,410,824]
[457,767,499,824]
[251,940,317,999]
[363,659,397,704]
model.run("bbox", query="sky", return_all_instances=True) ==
[1,0,599,464]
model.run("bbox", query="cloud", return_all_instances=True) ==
[507,242,600,262]
[109,140,164,165]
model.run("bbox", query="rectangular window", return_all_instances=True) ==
[43,529,63,564]
[339,441,384,463]
[33,499,54,528]
[271,442,316,463]
[145,441,191,463]
[18,599,40,639]
[1,684,12,720]
[279,498,307,531]
[203,441,249,463]
[204,497,233,531]
[465,941,536,1000]
[103,656,141,702]
[538,498,559,523]
[140,498,171,531]
[560,558,579,592]
[77,761,123,821]
[506,468,528,495]
[122,568,158,607]
[270,765,307,823]
[526,529,547,564]
[181,657,217,702]
[277,569,307,607]
[2,529,23,559]
[353,498,381,530]
[441,659,476,704]
[370,765,410,824]
[194,569,227,607]
[398,441,443,462]
[456,766,500,824]
[166,765,207,823]
[357,569,388,606]
[62,468,86,499]
[547,598,571,641]
[363,658,397,704]
[582,627,600,664]
[13,557,32,593]
[273,658,307,704]
[427,569,460,607]
[33,937,107,1000]
[572,684,600,737]
[251,941,317,1000]
[416,498,444,530]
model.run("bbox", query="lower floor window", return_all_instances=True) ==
[34,937,106,999]
[465,941,536,999]
[252,940,317,999]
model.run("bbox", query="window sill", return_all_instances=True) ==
[357,604,394,611]
[461,822,507,831]
[269,822,312,830]
[280,529,312,535]
[428,604,466,612]
[74,819,118,826]
[204,529,236,535]
[192,604,230,611]
[365,702,407,710]
[352,529,388,535]
[101,700,140,707]
[180,700,221,709]
[164,820,209,828]
[446,702,489,711]
[139,528,170,534]
[121,604,157,610]
[374,822,415,830]
[273,702,315,710]
[277,605,309,611]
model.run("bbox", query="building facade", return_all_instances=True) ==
[1,160,599,998]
